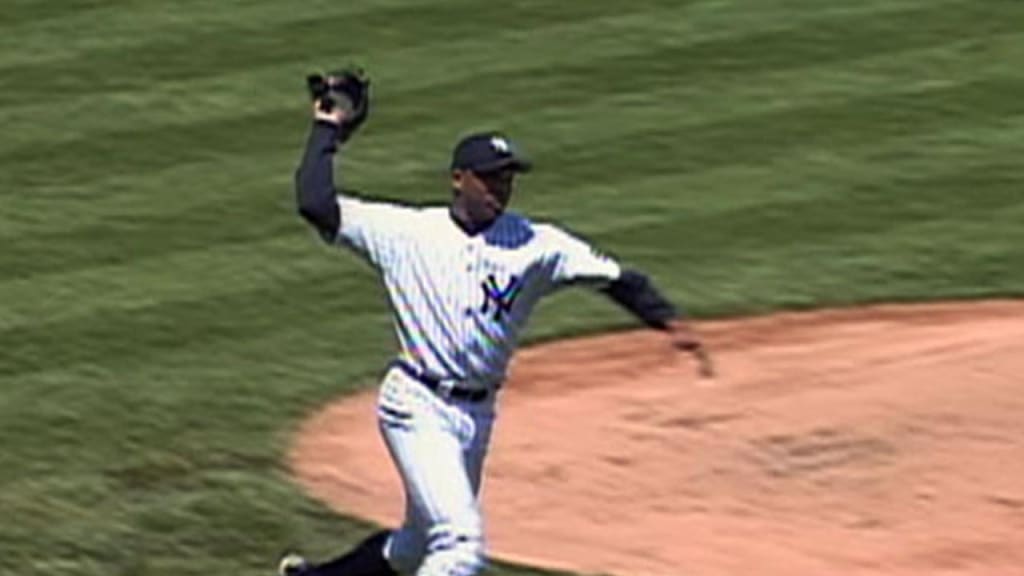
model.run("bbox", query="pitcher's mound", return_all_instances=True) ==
[289,300,1024,576]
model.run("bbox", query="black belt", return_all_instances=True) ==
[389,359,489,402]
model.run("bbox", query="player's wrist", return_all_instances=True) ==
[314,118,342,130]
[310,120,344,148]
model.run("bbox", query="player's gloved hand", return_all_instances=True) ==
[306,67,371,143]
[666,319,715,378]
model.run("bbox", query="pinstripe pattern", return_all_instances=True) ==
[336,195,621,390]
[339,195,621,574]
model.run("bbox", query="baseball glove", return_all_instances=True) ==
[306,67,370,143]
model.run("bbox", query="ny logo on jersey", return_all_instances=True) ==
[480,274,521,321]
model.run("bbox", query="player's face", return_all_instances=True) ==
[475,168,515,209]
[452,168,516,224]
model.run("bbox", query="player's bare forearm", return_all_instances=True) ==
[295,120,342,241]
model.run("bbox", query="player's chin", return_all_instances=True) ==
[484,200,506,219]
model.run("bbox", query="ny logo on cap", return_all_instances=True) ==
[490,136,510,154]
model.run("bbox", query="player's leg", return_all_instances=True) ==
[381,492,427,573]
[463,409,495,497]
[382,409,493,575]
[378,373,486,576]
[276,368,422,576]
[382,427,484,576]
[375,416,490,576]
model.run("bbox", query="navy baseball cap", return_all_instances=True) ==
[450,132,532,173]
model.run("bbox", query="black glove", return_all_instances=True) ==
[306,67,371,143]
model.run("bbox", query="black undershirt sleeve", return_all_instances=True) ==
[600,269,679,329]
[295,121,342,242]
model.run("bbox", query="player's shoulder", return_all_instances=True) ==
[527,218,609,261]
[479,211,546,251]
[339,193,436,221]
[504,217,596,263]
[338,193,423,210]
[526,217,578,245]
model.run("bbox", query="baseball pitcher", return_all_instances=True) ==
[280,69,712,576]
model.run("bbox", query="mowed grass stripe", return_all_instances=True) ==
[0,311,392,418]
[0,309,395,465]
[3,30,1018,239]
[0,0,692,107]
[544,74,1024,181]
[0,269,384,379]
[540,123,1024,314]
[3,73,1021,281]
[3,117,1021,376]
[0,0,699,153]
[0,0,960,154]
[355,4,1022,148]
[1,0,120,27]
[357,33,1023,184]
[1,0,937,95]
[0,0,444,66]
[3,3,1013,194]
[539,115,1024,241]
[468,0,1021,110]
[0,234,353,330]
[0,190,300,279]
[669,193,1024,316]
[6,109,1024,334]
[604,160,1024,262]
[0,151,296,240]
[0,303,397,476]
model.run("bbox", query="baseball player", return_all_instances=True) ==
[280,70,711,576]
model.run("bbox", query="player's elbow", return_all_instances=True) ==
[295,182,340,240]
[602,269,678,329]
[297,199,340,239]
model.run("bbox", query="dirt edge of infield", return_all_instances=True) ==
[289,300,1024,576]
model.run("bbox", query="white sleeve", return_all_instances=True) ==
[334,195,417,267]
[545,226,622,288]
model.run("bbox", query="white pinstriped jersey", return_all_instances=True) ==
[334,195,621,390]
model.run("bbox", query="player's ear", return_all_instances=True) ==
[451,169,466,192]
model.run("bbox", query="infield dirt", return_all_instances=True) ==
[290,300,1024,576]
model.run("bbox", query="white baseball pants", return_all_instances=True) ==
[376,366,496,576]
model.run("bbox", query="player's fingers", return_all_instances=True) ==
[695,348,715,378]
[673,337,701,352]
[312,101,345,124]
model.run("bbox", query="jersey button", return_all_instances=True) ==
[464,308,473,317]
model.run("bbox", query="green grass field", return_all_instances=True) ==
[2,0,1022,574]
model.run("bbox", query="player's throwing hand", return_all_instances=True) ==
[666,319,715,378]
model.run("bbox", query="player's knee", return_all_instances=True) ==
[417,524,486,576]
